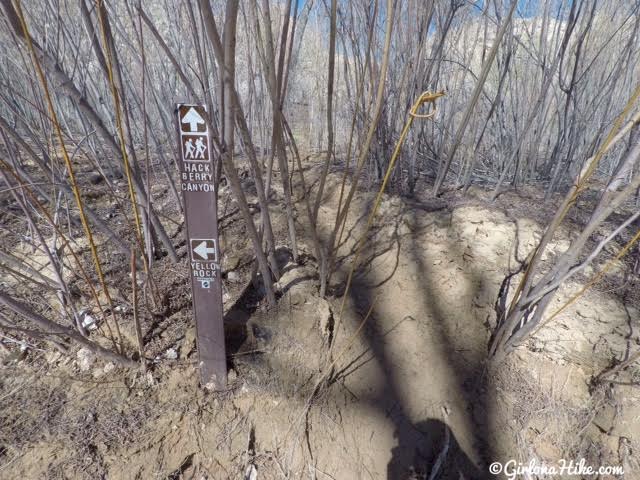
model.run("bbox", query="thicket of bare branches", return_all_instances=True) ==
[1,0,639,366]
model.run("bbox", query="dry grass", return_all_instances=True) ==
[496,358,614,475]
[0,357,156,479]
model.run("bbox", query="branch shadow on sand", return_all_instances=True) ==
[332,199,496,479]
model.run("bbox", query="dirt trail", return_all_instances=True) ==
[1,170,639,479]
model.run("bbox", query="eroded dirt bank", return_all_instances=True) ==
[2,171,639,479]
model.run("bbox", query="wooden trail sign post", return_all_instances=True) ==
[176,104,226,389]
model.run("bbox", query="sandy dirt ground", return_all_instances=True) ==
[1,162,639,479]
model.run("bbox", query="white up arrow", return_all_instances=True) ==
[193,240,216,260]
[181,107,205,132]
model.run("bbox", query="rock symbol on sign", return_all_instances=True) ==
[181,107,205,132]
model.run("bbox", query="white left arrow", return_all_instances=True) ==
[193,241,216,260]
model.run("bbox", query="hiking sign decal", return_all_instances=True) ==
[176,103,226,389]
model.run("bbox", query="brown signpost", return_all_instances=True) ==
[176,104,226,389]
